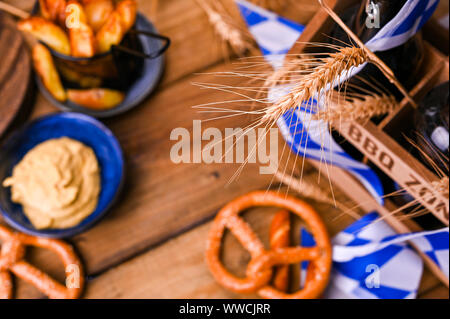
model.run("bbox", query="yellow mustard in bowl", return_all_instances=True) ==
[2,137,100,229]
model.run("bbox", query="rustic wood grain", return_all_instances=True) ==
[0,13,31,138]
[44,63,278,273]
[82,186,444,299]
[418,268,450,299]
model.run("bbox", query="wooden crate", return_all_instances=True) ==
[308,161,449,286]
[423,0,449,55]
[288,0,449,226]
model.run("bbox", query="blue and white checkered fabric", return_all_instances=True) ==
[237,0,448,299]
[301,213,449,299]
[236,0,304,69]
[276,107,385,203]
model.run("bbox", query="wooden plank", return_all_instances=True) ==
[84,222,237,299]
[418,285,450,299]
[308,160,449,287]
[423,0,449,55]
[378,42,447,130]
[10,0,322,282]
[4,0,446,300]
[7,179,447,299]
[418,268,449,298]
[143,0,237,86]
[0,13,31,138]
[55,63,276,272]
[1,0,35,12]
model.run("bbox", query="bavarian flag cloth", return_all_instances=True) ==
[235,0,449,299]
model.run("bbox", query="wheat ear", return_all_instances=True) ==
[312,93,398,123]
[274,170,360,219]
[250,0,285,12]
[263,47,369,123]
[150,0,159,20]
[0,2,30,19]
[196,0,252,55]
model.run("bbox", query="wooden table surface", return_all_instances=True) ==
[0,13,31,137]
[1,0,448,299]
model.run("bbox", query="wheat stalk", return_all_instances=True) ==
[0,1,30,19]
[250,0,285,12]
[274,170,360,219]
[405,134,449,199]
[196,0,253,55]
[263,56,309,88]
[318,0,417,108]
[312,93,398,123]
[262,47,369,123]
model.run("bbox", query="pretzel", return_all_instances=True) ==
[269,210,290,292]
[0,225,84,299]
[206,191,331,299]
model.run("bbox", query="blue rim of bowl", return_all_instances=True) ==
[35,12,165,118]
[0,112,125,238]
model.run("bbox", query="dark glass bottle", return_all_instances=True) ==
[329,0,424,96]
[329,0,425,162]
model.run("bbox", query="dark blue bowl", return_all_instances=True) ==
[0,113,124,238]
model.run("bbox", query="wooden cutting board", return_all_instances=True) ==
[0,13,32,138]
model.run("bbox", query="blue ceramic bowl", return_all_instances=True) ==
[0,113,124,238]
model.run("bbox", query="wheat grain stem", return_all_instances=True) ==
[274,170,360,219]
[195,0,252,55]
[312,93,398,123]
[317,0,417,108]
[263,47,369,123]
